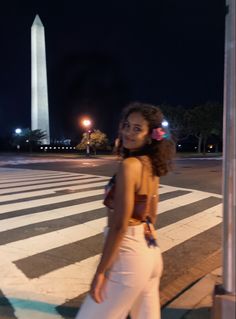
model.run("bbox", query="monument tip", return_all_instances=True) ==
[32,14,43,26]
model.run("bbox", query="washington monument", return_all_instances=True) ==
[31,15,50,144]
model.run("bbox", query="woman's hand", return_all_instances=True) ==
[90,272,107,304]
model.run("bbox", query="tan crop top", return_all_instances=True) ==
[103,157,156,221]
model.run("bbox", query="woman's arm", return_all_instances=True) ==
[90,158,140,303]
[96,157,139,274]
[149,195,158,225]
[146,177,159,225]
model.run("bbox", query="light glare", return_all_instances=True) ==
[162,120,169,127]
[82,119,91,127]
[15,128,22,134]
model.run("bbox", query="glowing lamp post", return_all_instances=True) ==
[15,128,22,134]
[82,118,92,157]
[162,120,169,127]
[82,119,91,128]
[15,128,22,151]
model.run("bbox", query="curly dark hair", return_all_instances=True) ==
[115,102,176,177]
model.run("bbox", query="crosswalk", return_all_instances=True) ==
[0,167,222,319]
[0,157,108,168]
[0,158,80,166]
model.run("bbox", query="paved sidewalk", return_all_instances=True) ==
[162,267,222,319]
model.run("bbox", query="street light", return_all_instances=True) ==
[15,128,22,134]
[15,128,22,150]
[82,119,91,128]
[81,118,92,157]
[162,120,169,127]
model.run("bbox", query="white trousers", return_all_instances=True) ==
[75,224,163,319]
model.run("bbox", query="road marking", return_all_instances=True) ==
[0,168,222,319]
[0,205,222,303]
[0,172,83,182]
[0,200,104,232]
[0,176,109,195]
[0,217,106,261]
[0,175,98,188]
[0,158,105,167]
[22,205,222,300]
[0,181,108,202]
[0,189,104,213]
[158,203,222,251]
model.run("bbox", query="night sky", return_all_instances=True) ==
[0,0,225,142]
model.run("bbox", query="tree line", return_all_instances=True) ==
[161,102,223,154]
[9,102,223,154]
[76,102,223,154]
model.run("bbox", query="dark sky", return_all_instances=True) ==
[0,0,225,141]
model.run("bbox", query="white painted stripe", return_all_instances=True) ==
[30,255,100,304]
[8,204,222,302]
[0,175,95,188]
[0,217,107,261]
[0,183,218,214]
[158,185,180,194]
[0,259,68,314]
[0,187,214,230]
[158,190,214,213]
[0,168,52,173]
[0,170,222,312]
[158,203,223,251]
[0,169,81,176]
[0,168,222,198]
[0,186,220,230]
[0,167,224,312]
[0,172,83,183]
[0,250,90,312]
[0,188,104,214]
[0,158,82,165]
[0,209,223,311]
[0,181,108,202]
[0,187,186,230]
[0,258,72,308]
[0,169,106,180]
[0,200,104,232]
[161,183,222,199]
[0,168,77,175]
[0,176,109,195]
[0,203,222,263]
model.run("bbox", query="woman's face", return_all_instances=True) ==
[121,112,150,151]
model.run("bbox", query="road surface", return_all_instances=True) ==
[0,154,222,318]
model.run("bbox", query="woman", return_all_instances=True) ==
[76,102,175,319]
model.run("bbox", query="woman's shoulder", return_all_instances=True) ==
[118,157,142,175]
[122,156,143,167]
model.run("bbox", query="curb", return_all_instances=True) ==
[162,268,222,319]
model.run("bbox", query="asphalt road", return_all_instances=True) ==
[0,154,222,318]
[0,153,222,193]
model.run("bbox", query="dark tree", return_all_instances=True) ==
[185,102,223,154]
[12,129,47,152]
[160,104,188,142]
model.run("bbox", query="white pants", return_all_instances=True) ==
[75,224,163,319]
